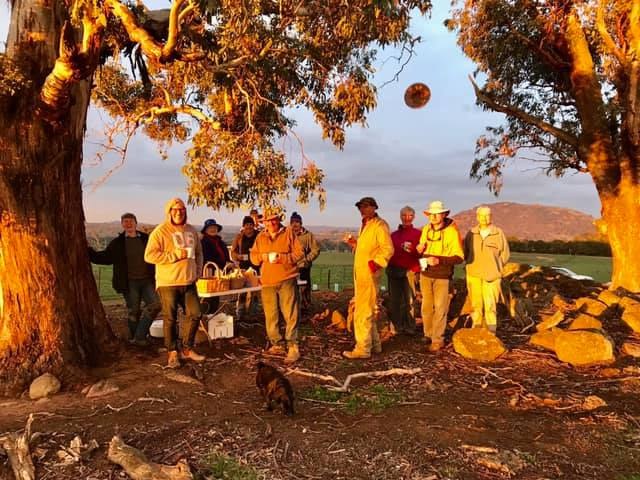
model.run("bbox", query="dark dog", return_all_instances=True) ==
[256,361,295,416]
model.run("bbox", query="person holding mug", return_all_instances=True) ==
[250,207,304,364]
[387,206,421,336]
[416,200,464,352]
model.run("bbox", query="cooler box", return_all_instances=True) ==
[207,313,234,339]
[149,319,164,338]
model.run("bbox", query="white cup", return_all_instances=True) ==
[268,252,279,263]
[402,241,412,252]
[419,257,429,271]
[184,247,194,259]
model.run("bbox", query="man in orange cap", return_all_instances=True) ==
[250,207,304,364]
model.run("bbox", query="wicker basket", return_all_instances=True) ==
[223,264,247,290]
[243,268,261,287]
[196,262,230,295]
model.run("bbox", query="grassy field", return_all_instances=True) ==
[92,251,612,300]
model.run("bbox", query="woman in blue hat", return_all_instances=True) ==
[200,219,231,314]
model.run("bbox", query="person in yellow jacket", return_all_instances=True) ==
[464,206,510,332]
[250,208,304,364]
[416,200,464,352]
[144,198,205,368]
[343,197,394,359]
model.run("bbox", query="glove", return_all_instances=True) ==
[368,260,381,273]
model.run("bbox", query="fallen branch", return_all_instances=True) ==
[107,435,193,480]
[0,414,36,480]
[286,368,342,386]
[328,368,423,393]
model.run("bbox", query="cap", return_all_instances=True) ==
[355,197,379,209]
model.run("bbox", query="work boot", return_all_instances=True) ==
[284,344,300,364]
[342,349,371,360]
[180,347,205,362]
[429,340,444,352]
[266,344,286,355]
[167,350,181,369]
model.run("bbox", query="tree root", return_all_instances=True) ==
[0,414,36,480]
[107,435,193,480]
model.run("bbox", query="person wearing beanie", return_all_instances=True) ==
[289,211,319,311]
[231,215,260,319]
[144,198,205,368]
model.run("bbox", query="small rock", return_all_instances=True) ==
[555,330,615,366]
[575,298,608,317]
[599,367,621,378]
[598,290,621,307]
[452,328,506,362]
[29,373,61,400]
[568,314,603,331]
[85,379,120,398]
[621,342,640,358]
[622,305,640,333]
[582,395,607,411]
[536,310,565,331]
[551,294,573,311]
[529,328,562,351]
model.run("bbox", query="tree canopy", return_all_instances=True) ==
[68,0,433,210]
[449,0,640,290]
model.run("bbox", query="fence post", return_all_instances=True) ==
[327,269,331,291]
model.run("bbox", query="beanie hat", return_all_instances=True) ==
[290,211,303,223]
[242,216,255,226]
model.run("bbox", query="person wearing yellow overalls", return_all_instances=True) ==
[343,197,394,359]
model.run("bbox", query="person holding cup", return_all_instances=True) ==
[145,197,205,368]
[250,208,304,364]
[387,206,421,336]
[342,196,394,360]
[416,200,464,352]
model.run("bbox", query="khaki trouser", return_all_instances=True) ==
[353,270,382,355]
[419,276,450,343]
[261,277,299,346]
[466,275,501,331]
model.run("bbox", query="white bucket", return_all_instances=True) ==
[149,319,164,338]
[208,313,234,339]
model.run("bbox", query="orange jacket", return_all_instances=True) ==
[250,225,304,286]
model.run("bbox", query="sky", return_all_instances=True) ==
[1,2,601,228]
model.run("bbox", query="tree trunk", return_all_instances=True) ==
[0,0,113,395]
[600,181,640,293]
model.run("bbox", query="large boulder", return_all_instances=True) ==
[575,298,608,317]
[568,314,603,331]
[529,328,562,352]
[555,330,615,367]
[597,290,621,308]
[621,305,640,333]
[452,328,506,362]
[29,373,61,400]
[536,310,564,331]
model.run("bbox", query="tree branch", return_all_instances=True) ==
[596,0,627,66]
[469,76,579,148]
[162,0,188,61]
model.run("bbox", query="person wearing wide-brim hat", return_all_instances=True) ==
[415,200,464,352]
[250,206,305,364]
[342,196,394,359]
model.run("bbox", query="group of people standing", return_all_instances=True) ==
[343,197,509,359]
[89,198,320,368]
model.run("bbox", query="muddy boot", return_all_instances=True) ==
[167,350,181,368]
[342,349,371,360]
[180,347,205,362]
[285,344,300,364]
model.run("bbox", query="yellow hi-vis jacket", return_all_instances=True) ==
[353,215,394,281]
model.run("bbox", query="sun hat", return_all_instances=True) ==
[201,218,222,233]
[424,200,450,215]
[263,207,284,222]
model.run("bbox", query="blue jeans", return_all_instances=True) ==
[157,284,201,351]
[124,278,161,341]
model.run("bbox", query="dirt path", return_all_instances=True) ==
[2,293,640,479]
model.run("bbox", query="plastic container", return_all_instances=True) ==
[149,319,164,338]
[208,313,234,339]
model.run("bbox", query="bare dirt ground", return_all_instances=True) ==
[2,288,640,479]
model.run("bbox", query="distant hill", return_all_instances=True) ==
[451,202,598,241]
[85,203,599,243]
